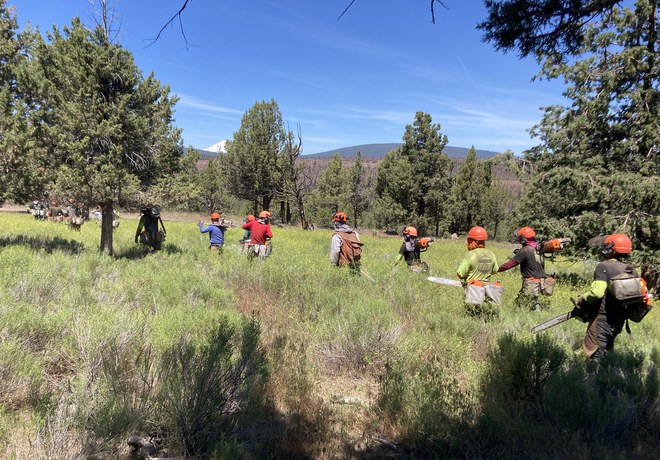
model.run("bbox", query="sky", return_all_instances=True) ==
[7,0,568,155]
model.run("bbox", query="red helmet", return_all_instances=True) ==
[246,214,255,222]
[467,226,488,241]
[517,226,536,239]
[259,210,271,219]
[603,233,632,255]
[333,211,348,223]
[403,226,418,237]
[211,212,221,220]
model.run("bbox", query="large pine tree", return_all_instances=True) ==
[482,0,659,260]
[374,112,452,235]
[21,18,183,254]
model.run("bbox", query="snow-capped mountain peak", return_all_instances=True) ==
[204,140,227,153]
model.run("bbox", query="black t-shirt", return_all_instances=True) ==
[512,245,545,278]
[399,242,421,266]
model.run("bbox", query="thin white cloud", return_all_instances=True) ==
[176,94,243,115]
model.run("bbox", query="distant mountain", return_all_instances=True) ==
[205,140,227,154]
[305,143,501,159]
[192,142,502,160]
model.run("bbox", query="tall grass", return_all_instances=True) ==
[0,211,658,458]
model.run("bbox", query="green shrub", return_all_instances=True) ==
[156,315,268,456]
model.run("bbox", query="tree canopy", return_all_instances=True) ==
[482,0,659,259]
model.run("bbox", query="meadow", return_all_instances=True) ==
[0,211,658,459]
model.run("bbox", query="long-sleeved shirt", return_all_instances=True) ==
[199,222,226,245]
[242,220,272,245]
[498,241,545,278]
[330,223,360,264]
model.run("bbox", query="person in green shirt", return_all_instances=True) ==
[456,226,502,318]
[572,233,649,359]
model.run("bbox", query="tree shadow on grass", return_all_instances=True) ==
[114,243,183,260]
[0,235,85,254]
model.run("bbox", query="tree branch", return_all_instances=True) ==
[146,0,193,49]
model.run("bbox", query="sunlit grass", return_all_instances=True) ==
[0,210,658,457]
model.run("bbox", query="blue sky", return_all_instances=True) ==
[8,0,567,155]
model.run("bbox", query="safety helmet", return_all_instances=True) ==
[259,210,271,219]
[246,214,255,222]
[333,211,348,223]
[211,212,221,220]
[517,226,536,239]
[603,233,632,255]
[467,226,488,241]
[403,226,418,237]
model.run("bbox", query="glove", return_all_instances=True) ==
[571,296,590,322]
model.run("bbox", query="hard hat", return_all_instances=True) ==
[517,226,536,239]
[211,212,221,220]
[259,210,271,219]
[467,226,488,241]
[246,214,255,222]
[603,233,632,255]
[333,211,348,222]
[403,226,418,237]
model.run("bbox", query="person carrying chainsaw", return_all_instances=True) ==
[199,212,228,252]
[456,226,502,317]
[498,226,552,311]
[330,211,363,271]
[571,234,651,359]
[242,210,273,260]
[392,226,431,273]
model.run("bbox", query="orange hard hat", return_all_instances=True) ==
[211,212,221,220]
[467,226,488,241]
[333,211,348,222]
[603,233,632,254]
[403,226,418,237]
[246,214,255,222]
[259,210,271,219]
[517,226,536,239]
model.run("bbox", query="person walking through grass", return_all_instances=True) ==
[571,233,651,360]
[329,211,363,271]
[242,210,273,260]
[456,226,502,318]
[199,212,228,252]
[392,226,427,273]
[498,226,548,311]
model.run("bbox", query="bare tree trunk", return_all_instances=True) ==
[295,191,309,229]
[280,200,285,224]
[286,201,291,223]
[100,200,114,256]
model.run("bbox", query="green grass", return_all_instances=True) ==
[0,211,658,458]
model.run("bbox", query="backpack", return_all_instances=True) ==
[608,265,652,322]
[337,232,363,266]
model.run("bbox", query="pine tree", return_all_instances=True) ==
[0,1,38,202]
[526,2,659,257]
[307,153,350,227]
[374,112,452,235]
[22,18,182,254]
[225,99,286,214]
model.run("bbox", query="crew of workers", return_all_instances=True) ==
[197,209,651,361]
[29,197,646,361]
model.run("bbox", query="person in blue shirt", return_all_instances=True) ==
[199,212,227,252]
